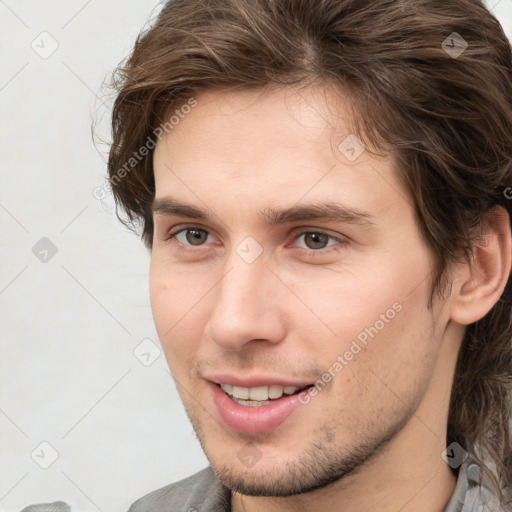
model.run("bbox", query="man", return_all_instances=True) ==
[107,0,512,510]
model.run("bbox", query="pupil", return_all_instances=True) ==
[305,232,328,249]
[186,229,207,245]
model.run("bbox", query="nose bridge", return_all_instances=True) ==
[205,250,284,350]
[222,259,262,308]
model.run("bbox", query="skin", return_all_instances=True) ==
[149,86,510,512]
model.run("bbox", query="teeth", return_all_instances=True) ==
[232,386,249,399]
[268,385,284,399]
[220,383,302,401]
[232,397,271,407]
[221,383,233,395]
[249,386,268,401]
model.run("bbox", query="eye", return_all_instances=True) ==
[300,232,330,250]
[170,227,211,246]
[294,231,343,251]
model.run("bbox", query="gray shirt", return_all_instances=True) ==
[127,457,511,512]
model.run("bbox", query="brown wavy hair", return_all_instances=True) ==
[107,0,512,504]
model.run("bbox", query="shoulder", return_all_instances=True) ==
[128,466,231,512]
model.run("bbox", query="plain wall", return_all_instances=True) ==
[1,1,511,511]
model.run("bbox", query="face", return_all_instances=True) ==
[150,86,448,496]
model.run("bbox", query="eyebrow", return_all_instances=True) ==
[152,196,376,227]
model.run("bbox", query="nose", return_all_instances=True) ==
[204,255,287,351]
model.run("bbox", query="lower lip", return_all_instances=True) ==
[209,382,310,434]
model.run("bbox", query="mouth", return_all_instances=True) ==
[209,380,314,433]
[217,383,312,407]
[205,373,317,433]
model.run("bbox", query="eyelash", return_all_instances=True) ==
[163,226,347,255]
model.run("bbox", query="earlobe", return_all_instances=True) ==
[450,206,511,326]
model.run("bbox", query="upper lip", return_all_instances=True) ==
[205,373,314,388]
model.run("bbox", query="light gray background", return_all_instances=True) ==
[0,1,511,511]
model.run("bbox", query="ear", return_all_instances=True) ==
[449,206,511,326]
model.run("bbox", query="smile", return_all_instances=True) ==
[219,383,307,406]
[209,381,314,433]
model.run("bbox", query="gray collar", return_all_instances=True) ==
[442,456,509,512]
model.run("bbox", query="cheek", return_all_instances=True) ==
[149,277,179,337]
[337,286,436,413]
[289,252,435,386]
[307,292,436,443]
[149,258,209,329]
[287,270,407,350]
[149,263,208,364]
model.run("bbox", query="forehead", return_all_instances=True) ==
[157,85,359,163]
[152,86,410,224]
